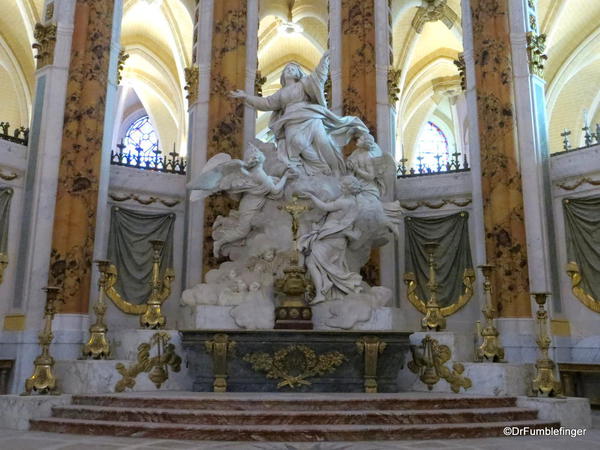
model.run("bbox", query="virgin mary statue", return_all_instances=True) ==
[231,51,369,176]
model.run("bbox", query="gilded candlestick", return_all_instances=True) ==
[421,242,446,330]
[530,292,562,397]
[140,240,168,329]
[475,264,504,362]
[82,260,112,359]
[23,287,61,395]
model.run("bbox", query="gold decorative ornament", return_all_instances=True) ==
[117,50,129,85]
[400,198,472,211]
[405,267,475,321]
[109,192,181,208]
[0,253,8,285]
[566,261,600,313]
[32,23,57,69]
[405,242,475,330]
[421,242,445,330]
[184,65,199,104]
[408,335,472,393]
[558,177,600,191]
[23,287,62,395]
[0,170,18,181]
[82,261,112,359]
[412,0,458,34]
[114,331,181,392]
[530,293,562,397]
[356,336,387,393]
[255,70,267,96]
[453,53,466,91]
[387,67,401,105]
[243,345,345,389]
[475,264,505,362]
[99,240,175,329]
[45,2,54,21]
[529,14,537,32]
[205,334,236,392]
[274,195,314,329]
[526,32,547,77]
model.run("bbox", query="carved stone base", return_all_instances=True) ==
[181,330,410,392]
[274,306,313,329]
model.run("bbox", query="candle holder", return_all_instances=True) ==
[23,287,61,395]
[420,242,446,331]
[98,240,174,329]
[82,261,112,359]
[474,264,504,362]
[530,292,562,397]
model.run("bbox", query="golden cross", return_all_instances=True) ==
[281,195,312,240]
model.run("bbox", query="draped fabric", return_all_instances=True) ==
[0,187,13,255]
[563,195,600,304]
[404,212,473,308]
[107,207,175,304]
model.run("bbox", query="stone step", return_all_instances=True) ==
[52,405,539,425]
[30,418,560,441]
[71,393,518,411]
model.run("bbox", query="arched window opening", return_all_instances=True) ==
[123,115,160,162]
[414,121,450,170]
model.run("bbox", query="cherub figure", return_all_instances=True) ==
[187,144,297,256]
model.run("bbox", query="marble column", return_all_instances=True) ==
[341,0,377,141]
[87,0,123,314]
[183,0,214,289]
[12,0,76,326]
[242,0,259,148]
[47,0,117,315]
[8,0,77,394]
[340,0,380,287]
[508,0,560,311]
[328,0,343,115]
[469,0,531,317]
[202,0,248,275]
[373,0,396,297]
[460,0,487,312]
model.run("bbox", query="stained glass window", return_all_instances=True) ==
[414,121,450,169]
[123,115,159,161]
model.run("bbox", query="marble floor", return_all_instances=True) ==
[1,429,599,450]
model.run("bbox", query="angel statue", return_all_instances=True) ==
[345,131,402,252]
[230,51,369,177]
[298,176,366,304]
[346,131,396,199]
[187,144,297,256]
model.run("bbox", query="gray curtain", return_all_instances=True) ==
[564,195,600,303]
[0,187,13,255]
[404,212,473,307]
[108,206,175,304]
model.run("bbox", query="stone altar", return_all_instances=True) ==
[181,330,411,393]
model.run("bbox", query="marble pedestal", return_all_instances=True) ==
[54,359,193,394]
[54,329,192,394]
[400,331,536,396]
[409,331,473,361]
[181,305,239,330]
[183,305,402,331]
[0,395,71,430]
[517,396,591,428]
[404,362,534,396]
